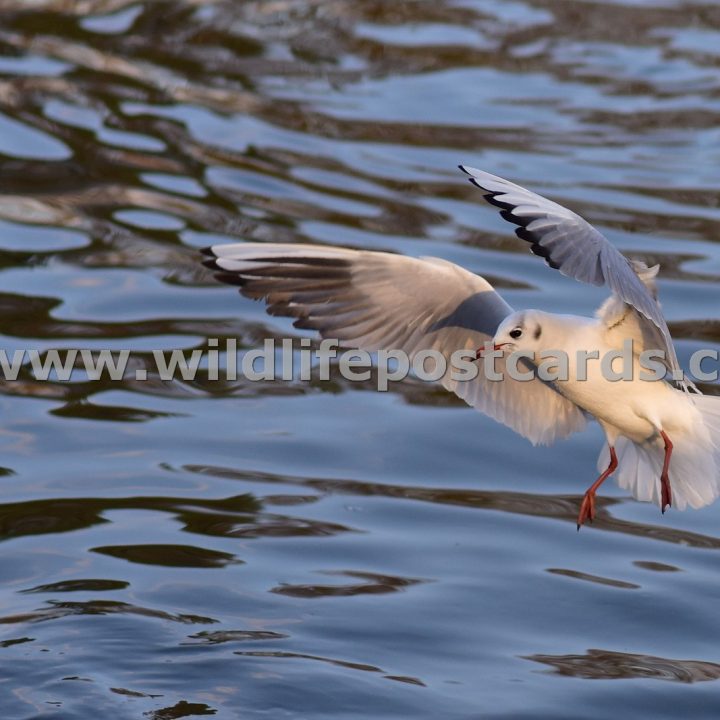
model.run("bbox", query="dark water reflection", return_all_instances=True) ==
[527,649,720,683]
[2,0,720,718]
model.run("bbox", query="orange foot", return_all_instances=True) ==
[577,491,596,530]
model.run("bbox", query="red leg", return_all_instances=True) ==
[578,446,618,530]
[659,430,673,513]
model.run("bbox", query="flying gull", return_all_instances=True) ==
[201,167,720,528]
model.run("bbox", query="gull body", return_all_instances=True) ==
[202,166,720,527]
[493,309,691,445]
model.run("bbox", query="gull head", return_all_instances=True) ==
[490,310,546,354]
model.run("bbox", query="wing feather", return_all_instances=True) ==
[460,165,687,385]
[203,242,586,444]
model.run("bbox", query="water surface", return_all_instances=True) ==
[1,1,720,717]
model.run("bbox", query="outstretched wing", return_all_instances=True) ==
[460,165,685,385]
[203,243,586,445]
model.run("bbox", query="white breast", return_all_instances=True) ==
[542,317,695,443]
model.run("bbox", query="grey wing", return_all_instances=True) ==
[203,242,586,445]
[460,165,684,384]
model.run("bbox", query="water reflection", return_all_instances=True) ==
[270,570,428,598]
[0,600,217,626]
[1,0,720,717]
[21,578,130,592]
[91,543,242,567]
[527,649,720,683]
[188,464,720,548]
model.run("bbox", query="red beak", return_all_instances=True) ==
[475,343,508,360]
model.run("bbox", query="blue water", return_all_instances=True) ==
[1,1,720,717]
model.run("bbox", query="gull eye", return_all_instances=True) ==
[509,328,522,339]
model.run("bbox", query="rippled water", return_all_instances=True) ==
[2,0,720,717]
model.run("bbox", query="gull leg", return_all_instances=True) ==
[577,446,618,530]
[659,430,673,513]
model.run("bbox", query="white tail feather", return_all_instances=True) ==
[598,393,720,510]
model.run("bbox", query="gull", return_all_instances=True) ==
[201,166,720,529]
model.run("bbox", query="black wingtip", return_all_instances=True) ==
[468,177,495,195]
[213,272,246,287]
[202,258,219,270]
[458,164,470,175]
[200,246,216,257]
